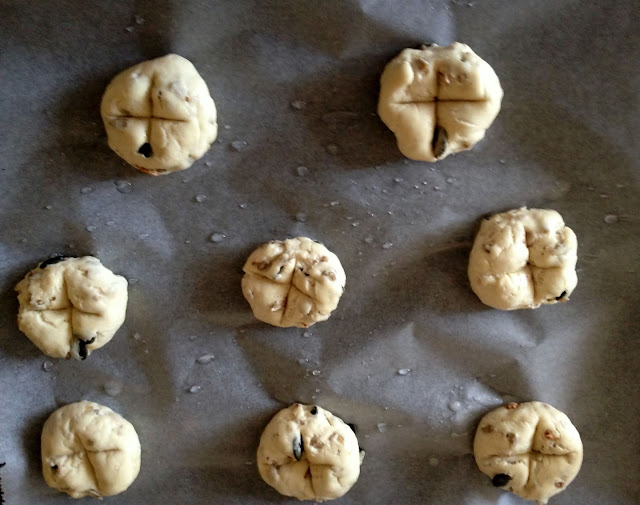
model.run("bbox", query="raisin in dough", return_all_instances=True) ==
[474,402,583,504]
[468,208,578,310]
[257,404,364,501]
[101,54,217,175]
[241,237,346,328]
[378,42,503,161]
[41,401,141,499]
[15,256,128,359]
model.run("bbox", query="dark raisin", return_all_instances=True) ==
[555,291,567,300]
[137,143,153,157]
[40,256,70,269]
[492,474,511,487]
[78,341,89,360]
[310,406,318,415]
[77,337,96,360]
[293,435,303,461]
[347,423,357,434]
[432,126,448,158]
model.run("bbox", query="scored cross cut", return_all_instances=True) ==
[100,54,218,175]
[378,42,503,161]
[474,402,583,505]
[106,76,195,159]
[241,238,346,328]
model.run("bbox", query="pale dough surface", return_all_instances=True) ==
[257,403,364,501]
[378,42,503,161]
[41,401,141,499]
[15,256,128,359]
[468,207,578,310]
[474,401,583,504]
[242,237,346,328]
[101,53,217,175]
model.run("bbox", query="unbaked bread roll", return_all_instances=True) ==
[257,403,364,501]
[41,401,141,499]
[468,208,578,310]
[378,42,503,161]
[241,237,346,328]
[474,401,583,504]
[15,256,128,359]
[101,54,217,175]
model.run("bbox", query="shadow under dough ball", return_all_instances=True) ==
[100,53,218,175]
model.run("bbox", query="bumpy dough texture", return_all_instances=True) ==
[257,404,364,501]
[41,401,141,499]
[468,208,578,310]
[378,42,503,161]
[15,256,128,359]
[101,53,217,175]
[241,237,346,328]
[474,401,583,504]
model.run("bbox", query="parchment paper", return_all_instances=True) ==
[1,1,639,504]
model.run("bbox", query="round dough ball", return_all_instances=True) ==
[474,401,583,504]
[378,42,503,161]
[241,237,346,328]
[257,403,364,501]
[41,401,141,499]
[468,208,578,310]
[101,54,217,175]
[15,256,128,359]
